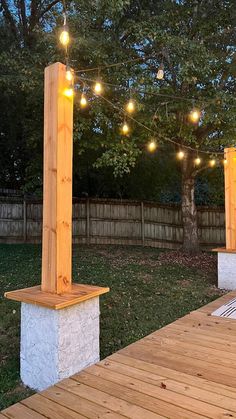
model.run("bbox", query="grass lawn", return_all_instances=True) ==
[0,244,224,410]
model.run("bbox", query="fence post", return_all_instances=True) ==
[141,201,145,246]
[23,199,27,242]
[86,198,90,244]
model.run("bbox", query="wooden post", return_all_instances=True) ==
[141,201,145,246]
[41,62,73,294]
[5,62,108,304]
[224,148,236,250]
[86,198,90,244]
[23,199,27,243]
[3,60,110,388]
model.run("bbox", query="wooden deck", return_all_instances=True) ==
[2,292,236,418]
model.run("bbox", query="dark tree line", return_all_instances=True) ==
[0,0,235,252]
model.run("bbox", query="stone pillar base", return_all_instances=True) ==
[215,249,236,290]
[20,297,100,391]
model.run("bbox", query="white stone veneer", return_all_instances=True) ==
[218,251,236,290]
[20,297,100,391]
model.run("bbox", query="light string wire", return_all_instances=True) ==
[78,75,236,107]
[74,55,153,74]
[77,77,225,157]
[95,89,224,156]
[60,11,233,159]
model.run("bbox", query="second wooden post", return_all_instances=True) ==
[42,62,73,294]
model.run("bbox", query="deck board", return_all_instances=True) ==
[2,291,236,418]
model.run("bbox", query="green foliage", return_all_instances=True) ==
[94,139,141,177]
[0,0,235,203]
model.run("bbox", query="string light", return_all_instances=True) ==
[60,27,69,46]
[126,99,135,113]
[223,158,227,165]
[66,66,73,82]
[122,122,129,135]
[94,81,103,95]
[147,140,157,152]
[194,157,201,166]
[63,85,74,98]
[74,76,227,157]
[177,151,185,160]
[189,109,201,123]
[157,64,164,80]
[59,12,69,47]
[209,158,216,167]
[80,93,87,107]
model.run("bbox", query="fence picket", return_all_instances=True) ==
[0,198,225,248]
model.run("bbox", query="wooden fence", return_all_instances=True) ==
[0,198,225,249]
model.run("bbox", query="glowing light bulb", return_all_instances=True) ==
[122,123,129,135]
[66,68,73,82]
[60,28,70,46]
[194,157,201,166]
[223,158,227,165]
[177,150,185,160]
[209,159,216,167]
[156,68,164,80]
[94,82,102,94]
[189,109,201,123]
[80,94,87,107]
[148,140,157,152]
[126,100,135,113]
[63,87,74,98]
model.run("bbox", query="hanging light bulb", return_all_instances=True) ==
[194,156,201,166]
[66,66,73,82]
[63,85,74,98]
[189,109,201,123]
[156,64,164,80]
[209,158,216,167]
[59,26,70,46]
[122,122,129,135]
[177,150,185,160]
[223,158,227,166]
[126,99,135,113]
[94,81,102,94]
[147,140,157,152]
[80,93,87,108]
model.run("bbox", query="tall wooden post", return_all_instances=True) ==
[41,62,73,294]
[5,63,109,390]
[5,62,108,308]
[224,147,236,250]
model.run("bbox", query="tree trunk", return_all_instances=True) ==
[181,154,200,253]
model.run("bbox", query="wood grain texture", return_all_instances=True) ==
[2,403,45,418]
[4,292,236,418]
[41,386,126,418]
[4,283,109,309]
[224,148,236,250]
[21,394,86,419]
[42,62,73,294]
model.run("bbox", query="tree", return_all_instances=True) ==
[0,0,61,47]
[69,0,236,252]
[0,0,63,191]
[1,0,235,252]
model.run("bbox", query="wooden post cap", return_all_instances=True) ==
[5,284,109,310]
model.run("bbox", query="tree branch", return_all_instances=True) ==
[19,0,28,40]
[39,0,60,18]
[0,0,18,38]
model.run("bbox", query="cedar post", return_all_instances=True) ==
[5,62,109,391]
[5,62,108,306]
[224,148,236,250]
[41,62,73,294]
[212,147,236,290]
